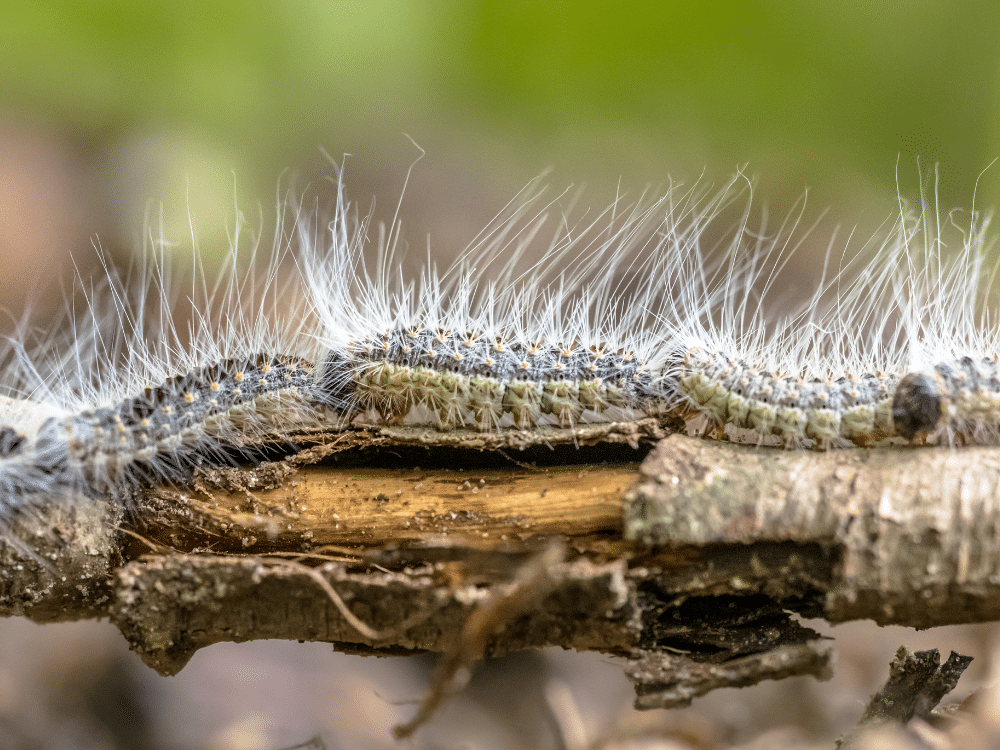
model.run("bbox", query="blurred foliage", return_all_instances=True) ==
[1,0,999,248]
[442,2,1000,191]
[0,1,427,174]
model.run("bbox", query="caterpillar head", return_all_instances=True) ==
[891,372,942,441]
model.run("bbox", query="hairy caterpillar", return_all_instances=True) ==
[0,162,997,553]
[301,165,999,450]
[0,207,329,567]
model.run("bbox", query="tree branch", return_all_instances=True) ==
[1,429,998,718]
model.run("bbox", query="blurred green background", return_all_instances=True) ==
[2,0,1000,307]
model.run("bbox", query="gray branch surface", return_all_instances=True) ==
[0,429,990,718]
[627,435,1000,627]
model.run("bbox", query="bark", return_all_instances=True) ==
[0,427,994,717]
[837,647,974,748]
[627,435,1000,627]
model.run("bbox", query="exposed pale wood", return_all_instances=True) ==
[138,463,635,555]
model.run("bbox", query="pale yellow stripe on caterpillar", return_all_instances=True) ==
[677,346,897,449]
[317,327,676,432]
[350,362,646,431]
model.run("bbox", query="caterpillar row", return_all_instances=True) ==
[1,166,996,523]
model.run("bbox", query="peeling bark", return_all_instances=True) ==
[109,551,636,675]
[626,641,835,710]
